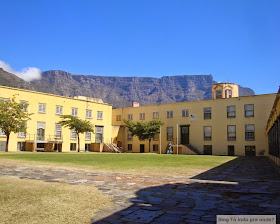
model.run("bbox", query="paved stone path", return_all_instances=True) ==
[0,157,279,223]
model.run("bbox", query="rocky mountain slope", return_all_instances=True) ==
[0,68,34,90]
[0,69,255,108]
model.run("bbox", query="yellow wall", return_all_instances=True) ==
[0,86,112,152]
[112,94,276,156]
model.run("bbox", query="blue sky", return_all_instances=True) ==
[0,0,279,94]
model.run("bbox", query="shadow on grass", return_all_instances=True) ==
[92,157,280,223]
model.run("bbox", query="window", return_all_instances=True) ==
[167,111,173,118]
[153,134,159,141]
[153,144,159,152]
[227,105,236,118]
[20,101,28,112]
[97,111,103,120]
[128,114,133,120]
[127,130,133,141]
[38,104,46,113]
[128,144,132,151]
[18,122,27,138]
[245,124,255,141]
[225,89,232,98]
[95,126,103,143]
[182,109,189,117]
[153,112,159,119]
[55,124,62,139]
[167,127,173,141]
[70,143,76,151]
[204,145,212,155]
[70,129,76,140]
[140,113,145,120]
[72,108,78,117]
[116,115,121,121]
[86,109,92,118]
[204,107,211,119]
[245,104,254,117]
[216,90,222,99]
[85,132,91,141]
[0,128,6,137]
[56,106,63,115]
[227,125,236,141]
[204,126,212,141]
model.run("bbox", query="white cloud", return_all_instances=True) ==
[0,60,41,82]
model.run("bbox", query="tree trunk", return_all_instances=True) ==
[77,134,80,152]
[5,133,10,152]
[149,139,151,153]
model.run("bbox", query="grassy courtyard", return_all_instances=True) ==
[0,152,236,176]
[0,176,113,224]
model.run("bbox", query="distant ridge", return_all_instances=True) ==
[0,68,255,108]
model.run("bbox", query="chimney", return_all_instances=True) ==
[132,102,140,107]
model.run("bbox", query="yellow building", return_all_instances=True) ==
[113,83,276,156]
[0,83,278,157]
[266,87,280,165]
[0,85,113,152]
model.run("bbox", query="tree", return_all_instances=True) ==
[58,115,94,152]
[124,119,164,153]
[0,97,32,152]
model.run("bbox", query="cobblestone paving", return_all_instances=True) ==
[0,157,279,223]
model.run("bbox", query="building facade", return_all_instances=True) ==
[266,87,280,165]
[0,83,278,157]
[0,86,113,152]
[113,84,276,156]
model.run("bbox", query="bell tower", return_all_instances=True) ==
[212,83,239,99]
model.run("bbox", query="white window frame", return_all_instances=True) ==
[72,108,78,117]
[167,111,173,118]
[167,127,173,141]
[18,121,26,138]
[245,104,254,117]
[128,114,133,120]
[204,107,211,119]
[97,111,103,120]
[38,103,46,113]
[153,112,159,119]
[86,109,92,119]
[70,129,77,140]
[245,124,255,141]
[55,124,62,139]
[56,106,63,115]
[204,126,212,141]
[182,109,189,117]
[116,115,121,121]
[227,105,236,118]
[140,113,145,120]
[85,132,91,141]
[227,125,236,141]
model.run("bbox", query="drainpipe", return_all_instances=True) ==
[160,125,162,154]
[177,124,178,155]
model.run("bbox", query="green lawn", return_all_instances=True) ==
[0,152,236,176]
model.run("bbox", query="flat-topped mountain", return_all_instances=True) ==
[0,69,255,108]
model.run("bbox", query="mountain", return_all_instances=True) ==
[0,69,255,108]
[0,68,34,90]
